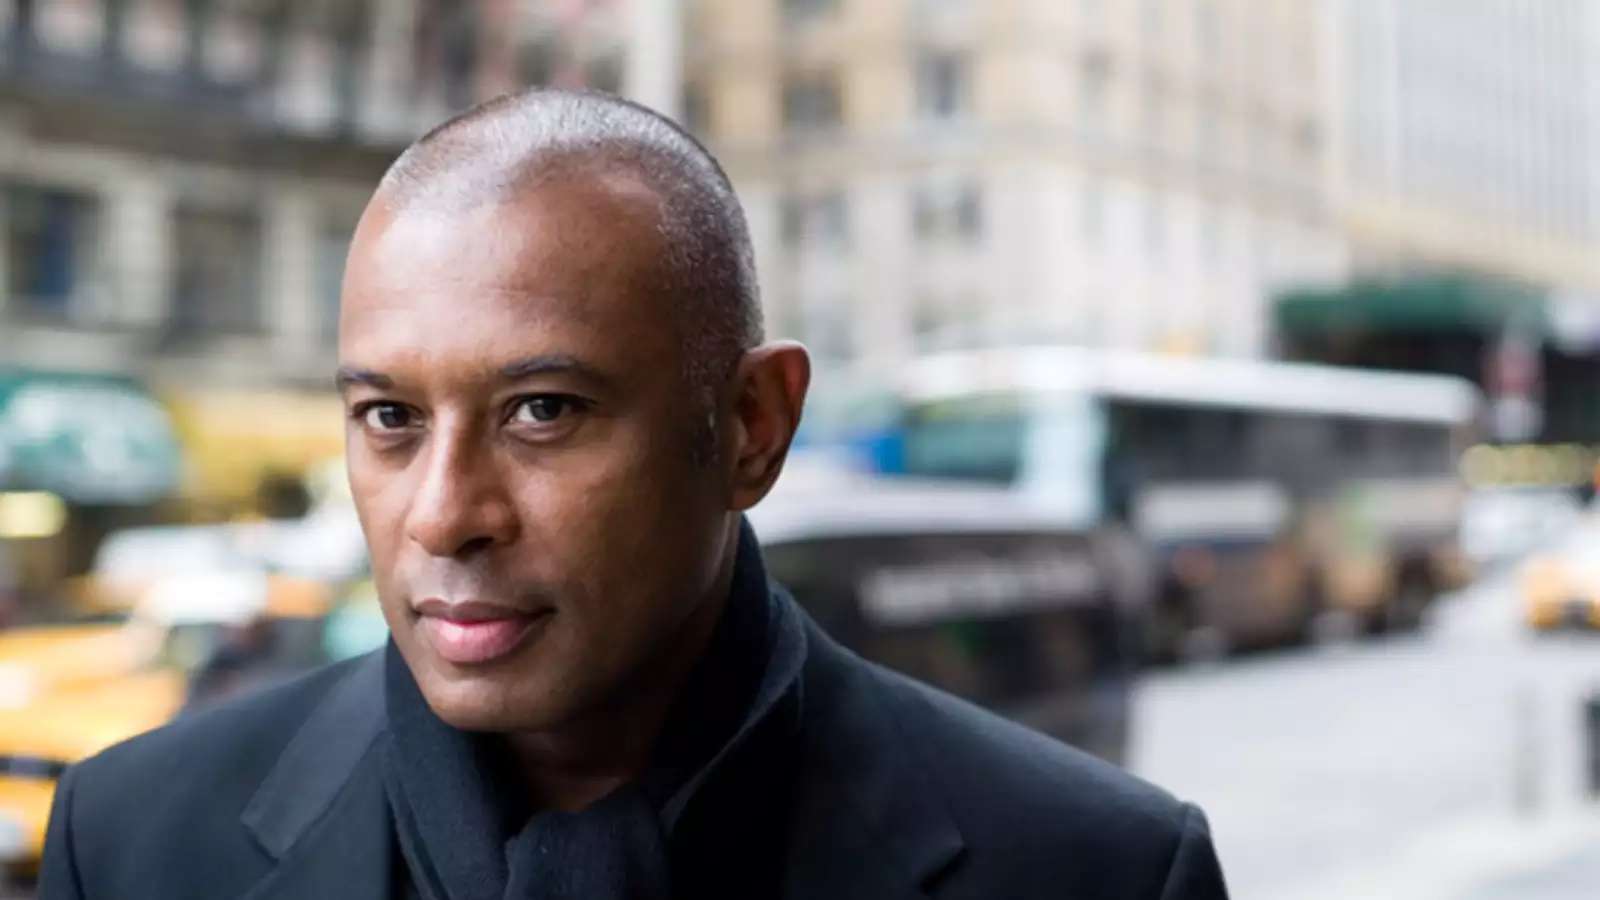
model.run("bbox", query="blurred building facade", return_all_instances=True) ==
[1332,0,1600,296]
[6,0,1597,465]
[686,0,1348,371]
[0,0,630,388]
[0,0,633,516]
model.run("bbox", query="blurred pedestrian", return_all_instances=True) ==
[40,89,1227,899]
[182,615,292,711]
[0,542,18,629]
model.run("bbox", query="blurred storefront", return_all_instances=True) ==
[1276,275,1600,491]
[0,369,182,615]
[162,389,346,521]
[0,374,347,616]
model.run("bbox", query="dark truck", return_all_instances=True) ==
[749,466,1147,765]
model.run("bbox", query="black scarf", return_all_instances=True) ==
[381,520,806,900]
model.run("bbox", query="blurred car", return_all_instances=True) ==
[749,465,1147,765]
[1461,486,1583,569]
[0,622,151,701]
[68,508,368,618]
[0,562,354,875]
[1519,513,1600,631]
[69,523,252,616]
[0,668,185,874]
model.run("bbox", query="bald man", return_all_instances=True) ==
[39,90,1228,900]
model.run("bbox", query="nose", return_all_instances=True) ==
[404,420,519,558]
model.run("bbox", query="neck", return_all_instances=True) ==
[505,522,741,813]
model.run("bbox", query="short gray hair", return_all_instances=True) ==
[379,89,764,415]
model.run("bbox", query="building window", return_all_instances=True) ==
[1144,191,1165,258]
[316,217,355,344]
[682,82,709,135]
[2,182,101,321]
[1199,201,1220,268]
[915,50,967,120]
[782,0,838,23]
[913,0,971,14]
[437,2,479,109]
[585,49,623,94]
[328,6,366,127]
[1293,116,1321,158]
[1142,82,1167,150]
[204,3,264,85]
[913,180,982,243]
[1198,109,1220,165]
[38,0,101,55]
[518,30,562,86]
[1196,0,1219,57]
[171,203,263,337]
[1140,0,1162,39]
[125,0,185,71]
[1080,179,1105,244]
[1079,51,1111,136]
[913,293,981,352]
[781,191,850,250]
[783,71,843,130]
[788,296,855,363]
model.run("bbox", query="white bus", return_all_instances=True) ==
[867,347,1483,659]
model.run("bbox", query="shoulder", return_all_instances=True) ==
[59,655,377,883]
[72,653,367,797]
[873,658,1190,833]
[810,635,1225,897]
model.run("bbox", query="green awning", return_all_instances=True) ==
[1277,276,1548,337]
[0,371,182,505]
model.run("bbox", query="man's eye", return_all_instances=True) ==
[511,396,577,424]
[362,404,414,431]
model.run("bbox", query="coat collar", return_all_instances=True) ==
[226,594,969,900]
[237,650,393,900]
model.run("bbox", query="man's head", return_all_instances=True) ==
[338,89,809,734]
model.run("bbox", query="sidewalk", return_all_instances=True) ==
[1284,808,1600,900]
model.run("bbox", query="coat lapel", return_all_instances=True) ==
[236,652,394,900]
[237,760,393,900]
[781,614,967,900]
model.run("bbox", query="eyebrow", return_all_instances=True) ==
[334,355,611,394]
[499,354,611,387]
[335,367,394,391]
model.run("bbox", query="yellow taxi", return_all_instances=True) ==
[1516,509,1600,627]
[0,622,156,692]
[0,566,347,875]
[0,669,185,873]
[1522,550,1600,630]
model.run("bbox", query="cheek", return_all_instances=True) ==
[348,455,418,582]
[514,447,661,563]
[513,426,714,590]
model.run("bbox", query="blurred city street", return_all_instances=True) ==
[6,0,1600,894]
[1135,550,1600,900]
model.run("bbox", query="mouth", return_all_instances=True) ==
[412,599,553,666]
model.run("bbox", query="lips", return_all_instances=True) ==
[413,599,550,665]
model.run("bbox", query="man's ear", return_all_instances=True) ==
[726,341,811,511]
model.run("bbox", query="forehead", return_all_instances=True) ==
[339,173,676,378]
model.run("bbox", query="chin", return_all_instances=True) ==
[418,671,569,734]
[430,703,529,734]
